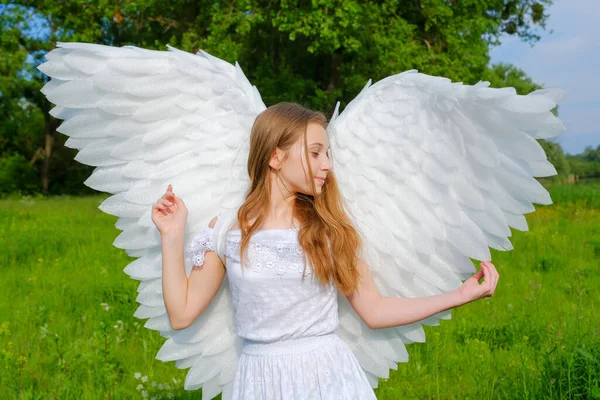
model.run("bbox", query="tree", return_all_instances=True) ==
[538,139,571,180]
[2,0,556,194]
[1,4,48,192]
[1,3,97,194]
[581,145,600,163]
[566,145,600,179]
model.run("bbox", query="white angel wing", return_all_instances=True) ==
[328,70,565,387]
[38,42,265,399]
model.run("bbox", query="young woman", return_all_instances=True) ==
[152,102,499,399]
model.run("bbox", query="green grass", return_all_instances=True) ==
[375,180,600,399]
[1,180,599,399]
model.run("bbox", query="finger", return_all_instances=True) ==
[478,262,489,278]
[490,264,498,292]
[495,268,500,290]
[159,200,174,213]
[159,199,174,208]
[485,265,495,296]
[482,262,495,292]
[484,263,498,297]
[480,264,492,294]
[486,262,499,292]
[472,268,484,282]
[494,268,500,293]
[154,199,171,213]
[162,191,177,203]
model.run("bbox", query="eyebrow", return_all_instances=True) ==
[309,142,330,150]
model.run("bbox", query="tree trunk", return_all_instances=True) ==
[326,49,343,95]
[41,117,56,193]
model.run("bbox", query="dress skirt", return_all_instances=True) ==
[230,333,377,400]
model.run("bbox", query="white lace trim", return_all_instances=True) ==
[188,227,215,267]
[189,226,312,277]
[225,236,312,277]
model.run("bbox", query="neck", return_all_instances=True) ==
[267,168,296,224]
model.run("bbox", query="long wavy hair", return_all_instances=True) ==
[236,102,362,295]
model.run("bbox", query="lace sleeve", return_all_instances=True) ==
[187,227,215,269]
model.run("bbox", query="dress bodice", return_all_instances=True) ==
[187,227,339,342]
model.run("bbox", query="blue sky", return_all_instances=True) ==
[489,0,600,155]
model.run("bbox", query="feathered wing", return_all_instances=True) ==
[38,42,265,399]
[328,70,566,387]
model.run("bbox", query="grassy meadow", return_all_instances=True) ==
[1,181,599,399]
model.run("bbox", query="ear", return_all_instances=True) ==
[269,147,284,170]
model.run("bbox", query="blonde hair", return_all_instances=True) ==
[237,102,362,295]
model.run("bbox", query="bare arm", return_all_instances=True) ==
[346,257,499,330]
[162,216,226,330]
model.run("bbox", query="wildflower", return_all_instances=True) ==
[141,390,148,399]
[40,324,49,339]
[136,384,143,391]
[141,375,148,383]
[100,303,110,311]
[134,372,142,379]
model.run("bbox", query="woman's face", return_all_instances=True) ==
[271,122,333,196]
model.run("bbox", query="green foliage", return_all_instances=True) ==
[0,5,47,158]
[0,152,40,195]
[483,62,542,94]
[2,0,559,195]
[580,145,600,162]
[566,145,600,179]
[538,139,572,180]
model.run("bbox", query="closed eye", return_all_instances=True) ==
[311,151,330,158]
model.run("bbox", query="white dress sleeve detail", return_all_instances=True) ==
[188,227,216,267]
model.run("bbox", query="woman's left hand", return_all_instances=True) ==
[455,261,500,304]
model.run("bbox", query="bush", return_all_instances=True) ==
[0,152,40,196]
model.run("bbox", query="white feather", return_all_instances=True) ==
[37,42,265,399]
[328,71,565,388]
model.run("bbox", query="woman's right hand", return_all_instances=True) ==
[152,184,188,235]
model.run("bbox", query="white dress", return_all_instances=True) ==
[188,226,377,400]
